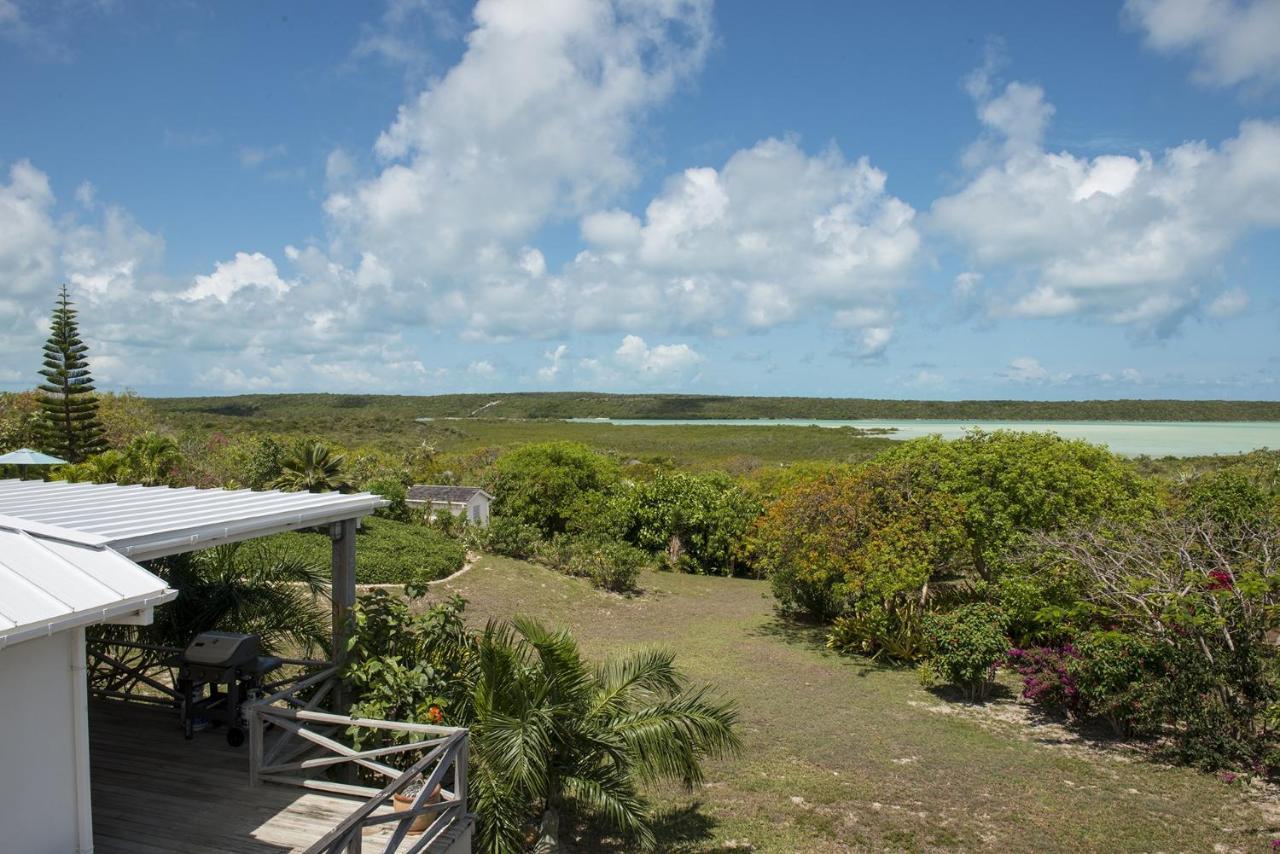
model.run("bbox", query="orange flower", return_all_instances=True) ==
[427,704,444,724]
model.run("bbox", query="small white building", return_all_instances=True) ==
[407,485,492,526]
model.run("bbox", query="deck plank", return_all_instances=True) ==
[90,700,370,853]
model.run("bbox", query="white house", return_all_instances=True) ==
[406,485,492,526]
[0,479,482,854]
[0,516,176,854]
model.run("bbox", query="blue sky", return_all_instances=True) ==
[1,0,1278,399]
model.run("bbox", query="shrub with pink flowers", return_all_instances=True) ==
[1008,645,1080,717]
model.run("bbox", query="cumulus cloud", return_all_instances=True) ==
[537,344,568,381]
[564,137,919,342]
[325,0,713,285]
[613,335,702,376]
[931,68,1280,334]
[1003,356,1049,382]
[183,252,292,303]
[1125,0,1280,90]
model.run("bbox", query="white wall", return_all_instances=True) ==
[0,632,82,854]
[466,494,490,526]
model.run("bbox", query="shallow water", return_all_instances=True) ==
[568,418,1280,457]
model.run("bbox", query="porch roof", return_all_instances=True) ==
[0,520,176,648]
[0,479,386,562]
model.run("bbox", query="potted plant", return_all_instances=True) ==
[392,776,442,835]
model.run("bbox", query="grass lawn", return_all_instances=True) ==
[431,557,1276,852]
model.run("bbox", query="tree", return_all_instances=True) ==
[612,471,760,574]
[751,461,966,655]
[35,285,106,462]
[272,439,349,493]
[462,618,740,852]
[0,390,43,452]
[1031,510,1280,768]
[881,430,1156,582]
[487,442,620,537]
[341,594,741,852]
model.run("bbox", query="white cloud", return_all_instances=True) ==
[0,160,58,297]
[537,344,568,381]
[74,180,95,209]
[239,144,287,168]
[1004,356,1049,382]
[326,0,712,286]
[1125,0,1280,90]
[613,334,702,376]
[931,68,1280,334]
[183,252,292,303]
[467,360,496,377]
[564,137,919,340]
[1207,287,1250,317]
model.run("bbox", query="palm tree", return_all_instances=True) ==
[148,541,331,653]
[89,541,331,698]
[123,432,183,486]
[272,440,349,493]
[460,618,741,853]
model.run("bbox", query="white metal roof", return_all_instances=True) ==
[0,520,177,649]
[0,479,387,561]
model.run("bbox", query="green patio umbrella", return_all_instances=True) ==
[0,448,68,480]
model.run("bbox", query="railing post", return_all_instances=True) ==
[248,703,263,787]
[456,732,468,810]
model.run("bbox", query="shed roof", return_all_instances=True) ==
[0,519,176,648]
[0,479,386,562]
[407,485,492,504]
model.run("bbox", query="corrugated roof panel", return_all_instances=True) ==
[0,526,176,647]
[0,480,386,560]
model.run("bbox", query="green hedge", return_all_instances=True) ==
[264,516,466,584]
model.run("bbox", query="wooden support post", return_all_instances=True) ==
[331,517,358,713]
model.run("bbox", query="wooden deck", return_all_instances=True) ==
[90,700,391,853]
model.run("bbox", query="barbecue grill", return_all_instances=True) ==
[175,631,282,746]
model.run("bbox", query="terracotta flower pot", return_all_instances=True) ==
[392,784,442,834]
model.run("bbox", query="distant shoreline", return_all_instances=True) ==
[151,392,1280,424]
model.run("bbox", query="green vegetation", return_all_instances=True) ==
[261,516,466,585]
[153,390,1280,425]
[430,558,1273,852]
[36,285,107,461]
[343,588,740,852]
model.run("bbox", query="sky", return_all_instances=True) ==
[1,0,1278,400]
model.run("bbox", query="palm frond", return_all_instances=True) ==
[591,648,682,717]
[559,771,655,850]
[610,689,743,787]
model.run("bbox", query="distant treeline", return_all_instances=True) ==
[152,392,1280,424]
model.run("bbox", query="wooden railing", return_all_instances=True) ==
[86,636,336,708]
[248,682,471,854]
[87,638,184,704]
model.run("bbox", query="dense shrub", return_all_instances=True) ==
[1069,631,1165,739]
[486,441,620,537]
[464,515,541,559]
[612,471,760,574]
[882,431,1157,583]
[266,516,466,584]
[365,476,411,522]
[1035,511,1280,769]
[533,534,647,593]
[1007,645,1080,716]
[751,461,965,650]
[921,604,1009,701]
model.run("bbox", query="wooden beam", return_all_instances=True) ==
[330,517,357,714]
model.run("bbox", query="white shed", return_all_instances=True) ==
[0,517,176,854]
[406,485,493,526]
